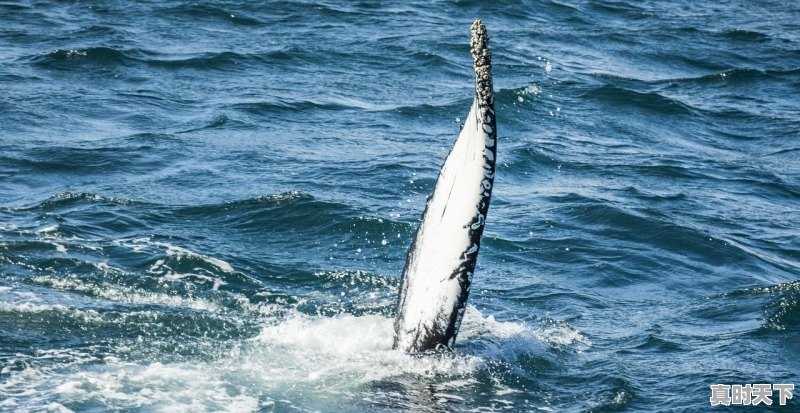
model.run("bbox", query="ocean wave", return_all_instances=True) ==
[156,3,264,26]
[716,28,770,42]
[501,144,563,173]
[174,191,315,216]
[27,47,314,73]
[595,67,800,88]
[543,192,784,273]
[228,87,434,115]
[29,47,132,68]
[66,24,132,42]
[673,67,798,86]
[174,113,248,134]
[587,0,653,19]
[696,280,800,335]
[582,84,695,115]
[761,280,800,333]
[1,143,171,176]
[174,191,411,236]
[0,2,29,12]
[1,191,415,284]
[143,50,249,70]
[229,98,351,114]
[29,274,233,316]
[0,286,251,346]
[46,192,141,208]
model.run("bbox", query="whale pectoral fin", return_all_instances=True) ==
[392,19,496,353]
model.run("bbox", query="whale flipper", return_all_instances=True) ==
[393,19,496,353]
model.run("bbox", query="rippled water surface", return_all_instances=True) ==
[1,1,799,411]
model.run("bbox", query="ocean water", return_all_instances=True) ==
[1,0,799,411]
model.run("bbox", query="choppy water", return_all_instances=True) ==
[1,1,799,412]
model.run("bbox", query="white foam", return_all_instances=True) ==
[459,307,527,340]
[458,306,590,359]
[93,262,111,271]
[161,271,227,290]
[166,245,235,273]
[539,323,592,348]
[37,225,59,234]
[1,352,260,413]
[54,381,83,395]
[0,398,17,407]
[30,276,225,313]
[0,281,582,412]
[250,312,483,385]
[45,402,74,412]
[0,301,71,314]
[107,237,238,292]
[148,259,165,273]
[115,237,235,274]
[1,309,515,411]
[0,288,108,326]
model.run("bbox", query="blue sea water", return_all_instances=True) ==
[1,0,799,411]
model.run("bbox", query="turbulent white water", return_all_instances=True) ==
[0,277,587,413]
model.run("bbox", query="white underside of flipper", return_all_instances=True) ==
[393,19,496,352]
[393,96,494,352]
